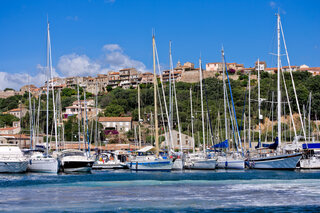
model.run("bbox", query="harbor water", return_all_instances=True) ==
[1,170,320,212]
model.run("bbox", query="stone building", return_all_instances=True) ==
[98,117,132,132]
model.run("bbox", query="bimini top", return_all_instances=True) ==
[136,146,155,153]
[302,143,320,149]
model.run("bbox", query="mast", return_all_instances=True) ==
[258,58,261,147]
[28,83,33,149]
[222,48,228,141]
[309,92,312,142]
[138,84,142,149]
[199,58,206,154]
[77,78,81,150]
[47,22,58,151]
[277,13,282,149]
[248,71,251,149]
[190,88,195,153]
[46,21,50,156]
[95,82,98,149]
[271,91,274,141]
[169,41,173,134]
[152,35,159,157]
[84,86,90,156]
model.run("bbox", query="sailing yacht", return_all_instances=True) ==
[215,48,245,170]
[184,58,216,170]
[127,35,172,171]
[0,144,28,173]
[248,14,301,169]
[28,21,59,173]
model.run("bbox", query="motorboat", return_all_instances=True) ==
[0,144,28,173]
[59,149,94,172]
[93,151,128,169]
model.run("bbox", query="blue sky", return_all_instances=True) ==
[0,0,319,89]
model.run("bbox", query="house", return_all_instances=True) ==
[0,134,44,149]
[107,71,120,88]
[300,67,320,76]
[98,117,132,132]
[160,130,193,150]
[162,61,199,83]
[206,62,244,73]
[6,107,28,118]
[64,99,101,119]
[140,72,154,84]
[255,61,267,71]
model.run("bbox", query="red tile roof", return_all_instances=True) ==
[99,117,132,122]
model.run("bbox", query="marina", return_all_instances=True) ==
[0,0,319,212]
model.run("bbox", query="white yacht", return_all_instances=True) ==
[59,149,94,172]
[127,155,173,171]
[93,151,128,169]
[27,151,59,173]
[216,153,245,170]
[0,145,28,173]
[184,152,216,170]
[127,146,173,171]
[299,143,320,169]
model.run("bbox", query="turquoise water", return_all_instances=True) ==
[1,170,320,212]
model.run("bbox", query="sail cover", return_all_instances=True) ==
[302,143,320,149]
[213,140,229,149]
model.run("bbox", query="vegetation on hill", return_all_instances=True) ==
[1,71,319,147]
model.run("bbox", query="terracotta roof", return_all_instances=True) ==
[9,108,22,112]
[0,127,18,130]
[0,134,30,139]
[109,72,120,75]
[105,143,141,151]
[265,68,277,71]
[301,67,320,71]
[99,117,132,122]
[50,143,106,151]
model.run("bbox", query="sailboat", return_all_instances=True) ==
[127,34,173,171]
[28,21,59,173]
[184,58,216,170]
[215,48,245,170]
[248,14,301,170]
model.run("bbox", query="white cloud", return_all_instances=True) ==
[103,44,122,52]
[0,65,59,90]
[102,44,147,72]
[57,44,148,77]
[57,53,102,77]
[0,43,148,90]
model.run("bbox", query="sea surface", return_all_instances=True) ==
[0,169,320,212]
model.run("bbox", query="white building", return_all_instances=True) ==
[161,130,193,150]
[98,117,132,132]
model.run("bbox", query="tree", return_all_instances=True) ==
[104,104,125,117]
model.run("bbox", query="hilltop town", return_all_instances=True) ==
[1,61,319,98]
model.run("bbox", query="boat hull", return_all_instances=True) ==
[61,161,94,173]
[28,158,59,173]
[250,153,301,170]
[216,160,245,169]
[92,162,127,169]
[127,160,172,171]
[299,158,320,169]
[0,161,28,173]
[172,158,184,170]
[185,159,216,170]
